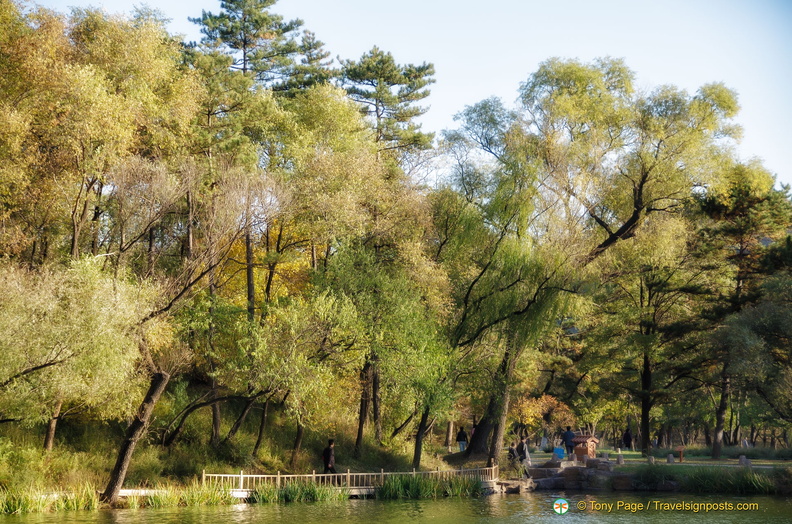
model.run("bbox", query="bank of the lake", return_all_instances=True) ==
[0,492,790,523]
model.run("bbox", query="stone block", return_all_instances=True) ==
[658,480,679,491]
[586,458,601,469]
[563,480,583,490]
[667,454,674,464]
[597,463,614,472]
[611,474,634,491]
[647,456,655,465]
[617,454,625,465]
[562,467,584,480]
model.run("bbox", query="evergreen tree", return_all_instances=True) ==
[341,46,435,154]
[191,0,302,83]
[273,30,337,96]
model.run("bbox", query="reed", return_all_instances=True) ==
[180,481,236,506]
[53,483,99,511]
[143,485,182,508]
[680,467,776,495]
[249,481,346,503]
[0,487,50,514]
[377,474,482,500]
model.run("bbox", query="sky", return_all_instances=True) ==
[37,0,792,187]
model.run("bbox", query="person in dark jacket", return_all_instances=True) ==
[322,439,336,474]
[456,427,468,452]
[562,426,576,459]
[507,442,520,474]
[622,428,633,450]
[517,435,531,477]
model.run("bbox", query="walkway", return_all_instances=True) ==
[202,466,499,498]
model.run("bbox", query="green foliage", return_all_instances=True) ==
[250,481,346,503]
[192,0,302,82]
[52,483,99,511]
[679,467,776,495]
[376,474,482,499]
[342,46,435,153]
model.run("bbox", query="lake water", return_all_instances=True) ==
[2,492,790,523]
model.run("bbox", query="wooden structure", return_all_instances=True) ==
[572,435,599,460]
[675,445,686,462]
[203,465,499,498]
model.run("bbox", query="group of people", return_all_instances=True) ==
[320,424,635,476]
[507,436,532,478]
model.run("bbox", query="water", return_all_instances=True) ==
[2,492,790,523]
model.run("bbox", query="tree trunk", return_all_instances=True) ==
[290,421,304,470]
[224,396,258,443]
[43,399,63,452]
[391,409,417,440]
[712,368,730,460]
[412,406,431,469]
[465,400,495,456]
[487,387,511,467]
[639,350,652,455]
[185,191,194,259]
[252,400,269,458]
[444,420,454,449]
[245,225,255,321]
[354,361,372,458]
[102,372,170,504]
[372,362,382,444]
[704,422,712,447]
[210,400,222,447]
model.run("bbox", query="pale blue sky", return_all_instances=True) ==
[38,0,792,186]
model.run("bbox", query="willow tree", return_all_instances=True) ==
[438,58,741,463]
[0,260,148,447]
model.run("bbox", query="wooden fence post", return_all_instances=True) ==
[202,470,205,486]
[277,471,281,489]
[346,469,350,486]
[239,470,244,490]
[380,468,384,485]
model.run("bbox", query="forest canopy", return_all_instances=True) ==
[0,0,790,502]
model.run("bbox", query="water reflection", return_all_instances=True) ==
[1,493,790,523]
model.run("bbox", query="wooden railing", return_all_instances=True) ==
[203,465,498,491]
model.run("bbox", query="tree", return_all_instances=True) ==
[436,58,741,464]
[273,30,336,96]
[695,161,792,458]
[341,46,435,155]
[0,260,149,449]
[191,0,301,82]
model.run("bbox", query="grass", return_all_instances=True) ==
[376,474,483,500]
[618,464,789,495]
[250,481,347,503]
[52,483,99,511]
[649,445,792,461]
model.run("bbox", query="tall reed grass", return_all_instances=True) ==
[376,475,483,500]
[250,481,347,503]
[629,464,779,494]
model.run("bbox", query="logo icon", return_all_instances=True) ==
[553,498,569,515]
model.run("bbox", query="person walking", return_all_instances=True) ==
[456,426,469,452]
[562,426,576,459]
[322,439,337,474]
